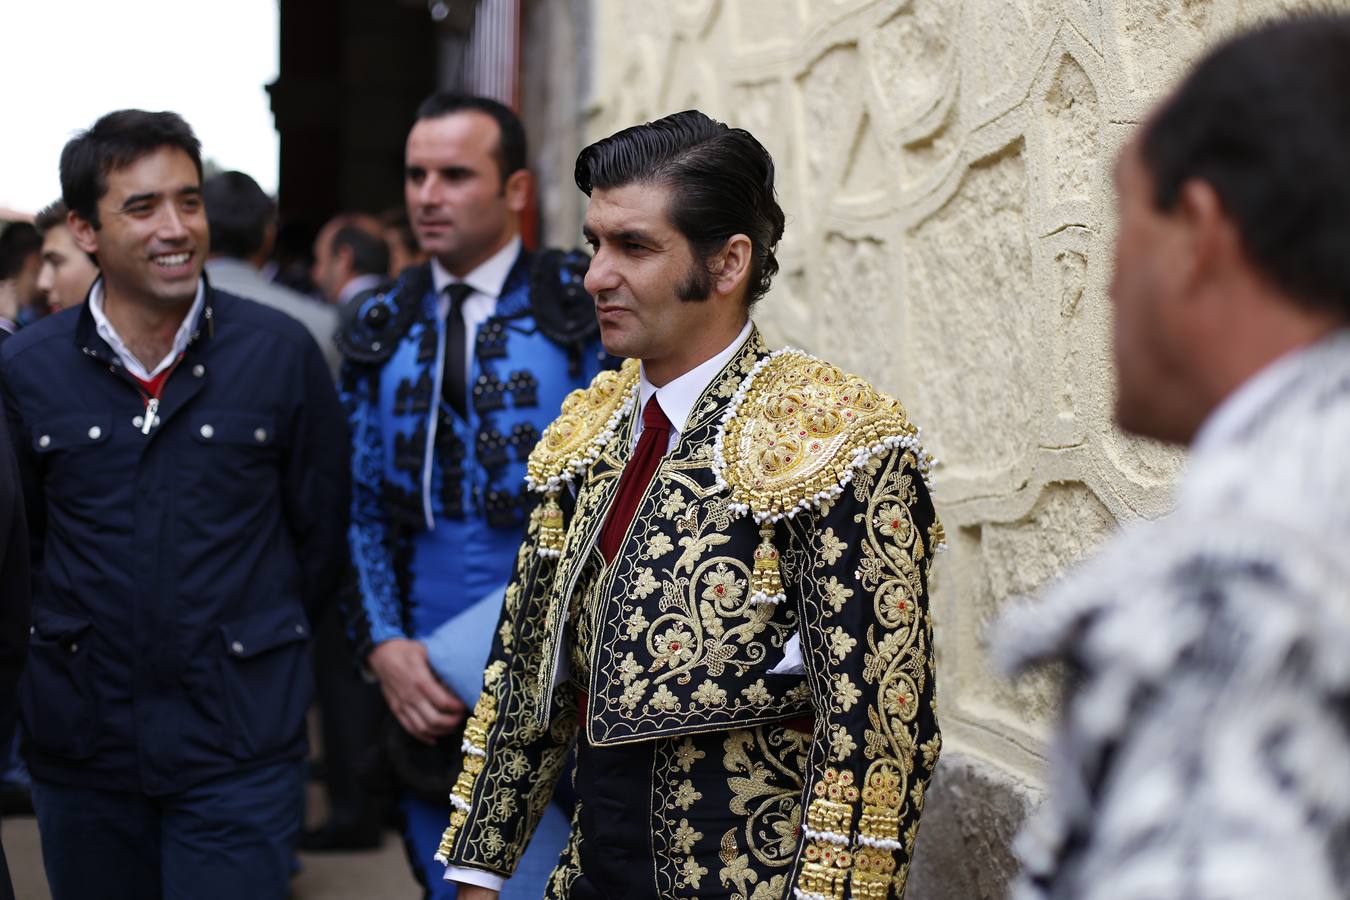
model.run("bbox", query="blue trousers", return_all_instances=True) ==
[401,790,572,899]
[32,758,304,900]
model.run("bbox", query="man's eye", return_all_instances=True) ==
[624,242,646,252]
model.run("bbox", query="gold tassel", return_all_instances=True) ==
[751,523,786,604]
[535,490,565,558]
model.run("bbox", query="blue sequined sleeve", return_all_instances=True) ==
[340,362,407,657]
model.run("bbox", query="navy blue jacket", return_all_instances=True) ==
[0,284,350,795]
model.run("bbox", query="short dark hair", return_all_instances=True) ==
[33,200,69,236]
[330,225,389,278]
[1141,14,1350,318]
[203,170,275,259]
[414,92,527,181]
[575,109,786,308]
[60,109,203,230]
[0,222,41,279]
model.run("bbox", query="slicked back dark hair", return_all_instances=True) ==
[60,109,203,230]
[1141,14,1350,318]
[33,200,69,236]
[330,225,390,279]
[203,171,275,259]
[415,92,527,181]
[575,109,786,308]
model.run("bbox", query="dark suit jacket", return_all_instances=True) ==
[0,407,28,701]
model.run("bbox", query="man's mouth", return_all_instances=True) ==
[152,251,192,269]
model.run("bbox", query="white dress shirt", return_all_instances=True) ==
[635,318,754,451]
[430,235,522,388]
[88,278,206,381]
[444,318,753,893]
[336,272,385,307]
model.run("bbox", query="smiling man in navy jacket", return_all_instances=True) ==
[0,109,350,900]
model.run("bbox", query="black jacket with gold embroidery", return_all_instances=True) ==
[437,329,944,898]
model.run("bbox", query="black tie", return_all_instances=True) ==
[443,282,473,419]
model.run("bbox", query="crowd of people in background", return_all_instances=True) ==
[0,185,420,343]
[0,87,600,900]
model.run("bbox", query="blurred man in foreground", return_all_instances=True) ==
[997,17,1350,900]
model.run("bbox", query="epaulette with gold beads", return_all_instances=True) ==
[711,349,940,603]
[525,359,641,556]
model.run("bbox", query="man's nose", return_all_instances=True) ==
[158,206,190,242]
[584,248,617,295]
[36,262,54,294]
[416,173,444,207]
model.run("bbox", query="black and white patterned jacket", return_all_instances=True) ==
[997,330,1350,899]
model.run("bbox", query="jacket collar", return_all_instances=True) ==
[637,320,754,440]
[75,273,219,365]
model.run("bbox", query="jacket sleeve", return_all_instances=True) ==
[0,406,29,704]
[337,359,406,657]
[1,354,43,583]
[282,339,351,623]
[435,499,579,877]
[783,447,942,900]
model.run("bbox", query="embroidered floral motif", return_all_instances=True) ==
[819,528,847,565]
[693,679,729,707]
[649,684,680,712]
[631,567,659,599]
[741,679,772,705]
[646,532,675,559]
[832,673,863,711]
[827,627,857,661]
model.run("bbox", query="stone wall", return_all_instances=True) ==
[528,0,1347,895]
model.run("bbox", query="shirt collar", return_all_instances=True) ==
[638,319,753,435]
[429,235,522,302]
[337,272,384,306]
[88,277,206,380]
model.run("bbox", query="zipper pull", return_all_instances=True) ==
[142,397,159,435]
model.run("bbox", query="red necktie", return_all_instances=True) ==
[598,396,672,563]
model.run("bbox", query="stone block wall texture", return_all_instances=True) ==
[526,0,1349,895]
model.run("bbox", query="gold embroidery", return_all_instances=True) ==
[525,359,640,492]
[800,769,858,900]
[751,523,787,603]
[435,692,497,860]
[714,350,931,524]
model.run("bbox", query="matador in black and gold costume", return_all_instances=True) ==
[436,111,943,900]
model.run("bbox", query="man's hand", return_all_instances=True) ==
[368,638,466,743]
[457,887,499,900]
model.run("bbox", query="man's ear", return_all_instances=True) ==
[504,169,532,216]
[1173,177,1232,299]
[712,234,753,299]
[335,243,356,278]
[67,210,99,256]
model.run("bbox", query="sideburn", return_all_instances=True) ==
[675,254,714,302]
